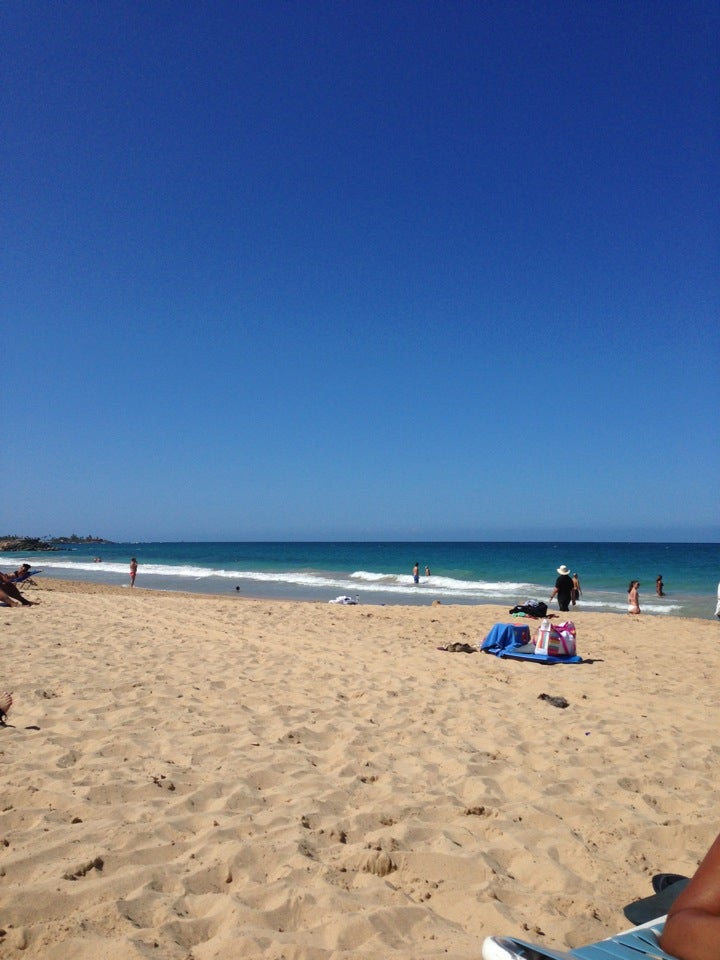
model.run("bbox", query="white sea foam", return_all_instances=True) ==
[350,569,532,595]
[15,557,533,600]
[19,559,131,576]
[350,570,392,582]
[563,598,681,615]
[16,559,219,579]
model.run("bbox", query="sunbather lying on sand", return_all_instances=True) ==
[660,831,720,960]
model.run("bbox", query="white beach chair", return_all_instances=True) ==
[482,915,676,960]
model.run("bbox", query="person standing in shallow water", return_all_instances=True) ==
[628,580,641,614]
[412,562,420,585]
[549,565,574,612]
[571,572,582,606]
[656,575,665,597]
[129,558,138,588]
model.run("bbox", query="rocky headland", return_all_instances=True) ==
[0,535,111,552]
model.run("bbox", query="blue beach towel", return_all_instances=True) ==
[480,623,531,653]
[497,648,582,664]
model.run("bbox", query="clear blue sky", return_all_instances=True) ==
[3,1,718,542]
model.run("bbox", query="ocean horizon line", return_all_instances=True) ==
[45,537,720,545]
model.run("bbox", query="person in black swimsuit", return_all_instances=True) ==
[549,565,574,612]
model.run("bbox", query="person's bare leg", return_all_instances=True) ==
[0,690,12,722]
[0,588,21,607]
[1,582,36,605]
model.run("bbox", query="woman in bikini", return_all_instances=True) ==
[627,580,641,615]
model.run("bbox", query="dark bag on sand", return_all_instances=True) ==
[509,599,548,618]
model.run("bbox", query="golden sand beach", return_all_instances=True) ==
[2,580,718,958]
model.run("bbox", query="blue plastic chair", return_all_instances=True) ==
[482,916,675,960]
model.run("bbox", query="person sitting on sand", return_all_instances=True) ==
[0,572,36,606]
[660,831,720,959]
[628,580,641,615]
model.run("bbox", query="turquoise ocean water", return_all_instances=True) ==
[2,541,719,619]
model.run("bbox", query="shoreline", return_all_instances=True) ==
[27,574,716,621]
